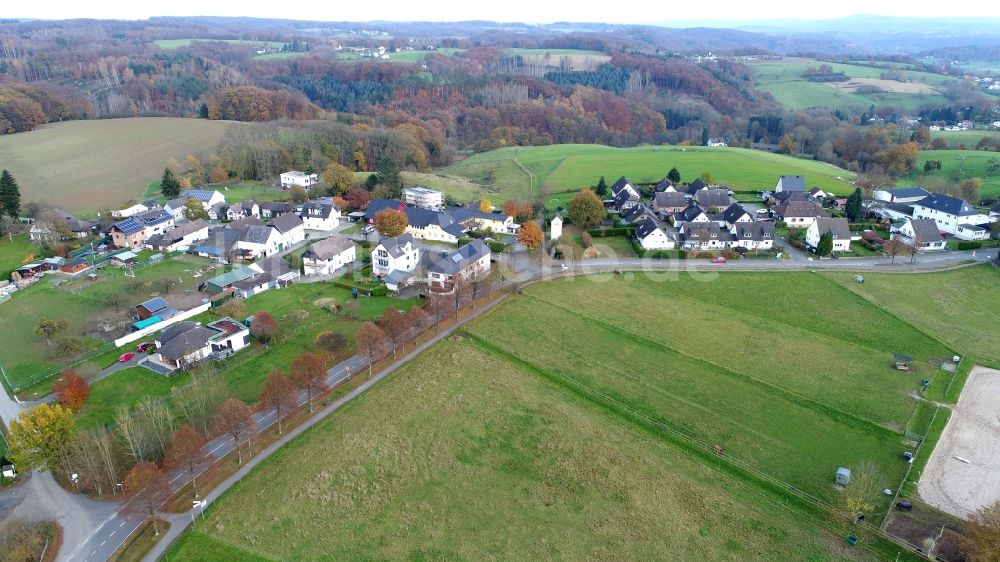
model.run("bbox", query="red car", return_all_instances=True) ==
[711,256,727,264]
[118,352,136,363]
[136,342,156,353]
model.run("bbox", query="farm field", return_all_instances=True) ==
[436,144,856,205]
[0,118,235,214]
[900,149,1000,199]
[166,338,882,562]
[821,265,1000,368]
[0,234,43,280]
[386,48,464,62]
[751,58,960,111]
[929,129,1000,148]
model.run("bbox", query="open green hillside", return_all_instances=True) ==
[429,144,855,206]
[900,149,1000,199]
[0,118,235,215]
[929,130,1000,148]
[752,59,959,111]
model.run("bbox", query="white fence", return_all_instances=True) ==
[113,303,211,347]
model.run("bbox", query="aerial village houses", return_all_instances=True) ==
[302,235,356,276]
[773,200,829,228]
[145,219,209,252]
[610,176,641,210]
[372,234,422,291]
[270,213,306,249]
[299,201,340,231]
[111,199,159,218]
[653,191,688,215]
[29,210,96,241]
[635,218,676,250]
[911,193,995,240]
[148,318,250,373]
[403,187,445,210]
[774,175,805,193]
[182,189,226,210]
[423,240,492,289]
[259,201,293,219]
[110,209,175,249]
[806,217,852,253]
[234,224,283,259]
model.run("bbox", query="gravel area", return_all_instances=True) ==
[919,366,1000,518]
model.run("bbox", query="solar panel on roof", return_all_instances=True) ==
[115,218,144,235]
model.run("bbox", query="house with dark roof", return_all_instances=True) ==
[29,209,96,241]
[912,193,996,240]
[146,219,209,252]
[611,176,640,200]
[622,204,658,225]
[682,178,708,196]
[730,222,775,250]
[653,191,688,215]
[423,240,491,289]
[772,200,829,228]
[874,187,931,204]
[299,202,340,231]
[259,201,293,219]
[163,198,189,220]
[303,235,356,276]
[808,187,828,199]
[694,188,734,209]
[450,207,516,233]
[774,175,805,193]
[635,218,675,250]
[890,218,945,251]
[402,207,465,243]
[653,179,676,193]
[136,297,178,321]
[270,212,305,249]
[372,234,421,282]
[678,221,734,251]
[673,203,711,227]
[612,187,640,211]
[234,224,282,259]
[722,204,753,227]
[192,227,242,261]
[806,217,852,253]
[149,317,250,372]
[110,209,175,248]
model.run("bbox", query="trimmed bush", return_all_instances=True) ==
[588,227,636,237]
[956,241,983,250]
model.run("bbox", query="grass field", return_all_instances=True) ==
[166,338,882,561]
[0,118,235,214]
[74,367,182,431]
[386,48,464,63]
[899,149,1000,200]
[154,39,285,50]
[0,234,44,280]
[751,58,959,111]
[434,144,856,205]
[929,129,1000,148]
[821,265,1000,368]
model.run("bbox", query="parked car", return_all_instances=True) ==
[895,501,913,511]
[362,225,375,234]
[118,352,136,363]
[136,342,156,353]
[711,256,727,264]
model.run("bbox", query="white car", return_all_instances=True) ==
[362,225,375,234]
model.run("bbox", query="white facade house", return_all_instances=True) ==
[806,217,851,253]
[774,175,805,193]
[912,193,995,240]
[423,240,492,287]
[182,189,226,210]
[611,176,641,200]
[403,187,444,211]
[234,225,283,259]
[111,200,156,218]
[299,202,340,231]
[270,213,305,250]
[302,235,356,276]
[151,318,250,371]
[146,219,210,252]
[372,234,422,278]
[550,215,563,241]
[890,218,946,251]
[280,171,319,190]
[635,218,675,250]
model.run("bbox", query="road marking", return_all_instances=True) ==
[110,529,117,537]
[100,540,106,547]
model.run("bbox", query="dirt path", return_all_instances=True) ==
[918,366,1000,518]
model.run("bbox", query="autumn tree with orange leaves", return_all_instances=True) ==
[53,369,89,411]
[290,352,328,413]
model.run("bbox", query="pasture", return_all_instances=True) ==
[0,234,42,280]
[73,367,181,431]
[0,118,234,214]
[436,144,856,205]
[900,149,1000,199]
[751,58,959,111]
[166,338,882,561]
[929,129,1000,148]
[821,265,1000,368]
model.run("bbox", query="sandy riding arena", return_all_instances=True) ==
[919,366,1000,518]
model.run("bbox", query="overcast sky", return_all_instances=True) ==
[17,1,1000,23]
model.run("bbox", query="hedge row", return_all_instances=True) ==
[588,227,636,237]
[956,241,983,250]
[848,222,881,232]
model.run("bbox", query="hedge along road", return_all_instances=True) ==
[41,246,993,562]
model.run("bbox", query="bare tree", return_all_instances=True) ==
[174,367,228,436]
[211,398,256,464]
[164,425,207,499]
[115,404,151,465]
[355,322,387,376]
[289,352,328,413]
[123,461,169,537]
[138,396,174,459]
[94,431,121,495]
[259,370,296,435]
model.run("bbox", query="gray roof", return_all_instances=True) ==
[777,175,805,192]
[722,203,750,224]
[450,206,506,224]
[167,219,208,240]
[157,321,198,346]
[915,193,978,217]
[683,178,707,195]
[653,191,687,210]
[376,234,417,259]
[255,254,295,278]
[908,218,943,242]
[681,222,734,242]
[695,189,732,208]
[611,176,633,196]
[772,190,815,204]
[635,217,662,240]
[229,216,262,231]
[423,240,490,275]
[271,212,303,233]
[304,235,354,260]
[622,204,656,223]
[613,188,639,207]
[814,217,851,240]
[300,202,337,220]
[139,297,170,313]
[364,199,404,220]
[182,189,219,202]
[676,203,707,223]
[260,201,292,214]
[240,224,274,244]
[157,324,218,361]
[776,200,829,219]
[164,198,187,210]
[653,179,674,193]
[888,187,931,199]
[734,222,774,241]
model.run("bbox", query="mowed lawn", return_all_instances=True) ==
[73,367,182,431]
[822,266,1000,367]
[167,339,876,562]
[0,234,43,279]
[900,149,1000,199]
[438,144,856,205]
[0,118,235,214]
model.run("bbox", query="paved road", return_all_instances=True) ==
[0,244,991,561]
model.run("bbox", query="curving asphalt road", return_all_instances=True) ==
[0,245,993,562]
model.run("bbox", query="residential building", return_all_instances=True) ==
[673,203,711,227]
[302,235,356,276]
[299,202,340,231]
[873,187,931,204]
[653,179,676,193]
[635,218,675,250]
[681,178,708,196]
[890,218,946,251]
[450,207,517,234]
[550,215,563,241]
[182,189,226,209]
[110,209,175,249]
[270,213,305,249]
[774,175,805,193]
[730,222,774,250]
[259,201,293,219]
[232,254,300,298]
[808,187,828,199]
[163,198,188,220]
[280,171,319,190]
[610,176,641,200]
[694,188,734,210]
[653,191,688,215]
[622,204,658,224]
[722,203,754,227]
[111,199,158,218]
[239,201,261,219]
[29,209,95,241]
[678,221,732,251]
[912,193,995,240]
[423,240,491,288]
[372,234,422,279]
[403,187,444,210]
[150,318,250,372]
[806,217,852,253]
[773,200,829,228]
[234,224,282,259]
[145,219,209,252]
